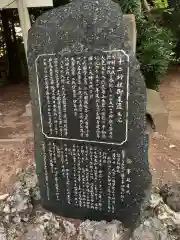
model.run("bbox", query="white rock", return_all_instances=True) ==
[131,217,169,240]
[24,224,44,240]
[22,217,29,222]
[15,198,29,212]
[3,204,10,214]
[92,224,121,240]
[12,215,21,224]
[11,208,16,213]
[169,145,176,149]
[4,215,10,223]
[63,220,76,236]
[53,219,60,230]
[149,194,163,208]
[36,212,53,227]
[77,220,124,240]
[25,173,38,189]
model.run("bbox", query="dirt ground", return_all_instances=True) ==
[0,83,33,194]
[0,68,180,194]
[150,66,180,186]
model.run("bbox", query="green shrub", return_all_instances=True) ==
[113,0,142,15]
[136,16,175,89]
[153,0,168,8]
[116,0,175,90]
[162,2,180,62]
[168,0,180,10]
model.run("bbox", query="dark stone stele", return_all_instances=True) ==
[27,0,152,229]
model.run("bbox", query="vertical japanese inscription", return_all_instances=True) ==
[36,51,129,145]
[35,50,130,214]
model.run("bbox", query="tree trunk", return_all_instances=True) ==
[142,0,151,13]
[1,9,22,83]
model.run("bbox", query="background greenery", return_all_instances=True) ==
[115,0,176,90]
[0,0,179,90]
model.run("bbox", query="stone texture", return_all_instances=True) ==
[23,225,44,240]
[146,89,168,134]
[62,220,77,237]
[78,220,131,240]
[131,217,169,240]
[28,0,151,228]
[160,183,180,212]
[148,191,180,231]
[0,225,7,240]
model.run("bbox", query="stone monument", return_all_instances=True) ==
[28,0,151,230]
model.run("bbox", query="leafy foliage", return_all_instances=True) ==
[153,0,168,8]
[116,0,175,90]
[114,0,142,15]
[168,0,180,10]
[136,16,175,89]
[162,1,180,61]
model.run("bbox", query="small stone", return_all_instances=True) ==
[24,224,45,240]
[25,175,38,189]
[169,145,176,149]
[0,194,9,201]
[160,183,180,212]
[0,225,7,240]
[15,198,29,212]
[78,221,126,240]
[22,217,29,222]
[63,220,76,236]
[23,167,38,190]
[92,224,125,240]
[31,186,41,203]
[53,219,60,230]
[37,212,53,224]
[11,208,16,213]
[15,168,22,175]
[4,215,10,223]
[12,215,21,224]
[131,217,169,240]
[149,193,163,208]
[10,194,22,206]
[3,204,10,213]
[12,181,24,192]
[7,226,20,240]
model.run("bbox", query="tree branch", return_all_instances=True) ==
[142,0,151,13]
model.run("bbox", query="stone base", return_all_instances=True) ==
[146,89,168,134]
[21,102,32,117]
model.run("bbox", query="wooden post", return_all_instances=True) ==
[16,0,31,58]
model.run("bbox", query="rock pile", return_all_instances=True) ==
[0,165,180,239]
